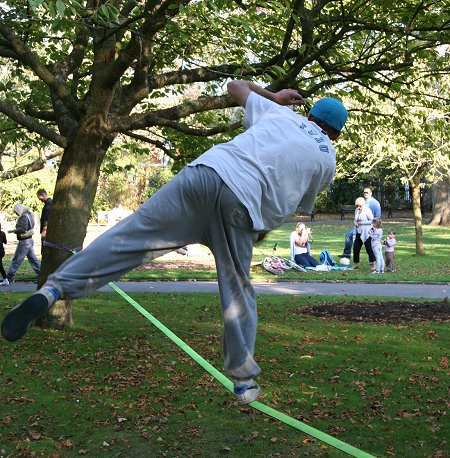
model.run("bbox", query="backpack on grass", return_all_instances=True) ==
[319,249,336,266]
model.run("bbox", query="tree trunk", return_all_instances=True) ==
[40,299,74,330]
[410,172,425,256]
[429,175,450,226]
[37,127,107,330]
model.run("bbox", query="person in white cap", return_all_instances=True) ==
[2,80,347,405]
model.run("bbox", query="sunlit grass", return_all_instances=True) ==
[1,293,447,457]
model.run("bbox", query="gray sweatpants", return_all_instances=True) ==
[47,165,261,379]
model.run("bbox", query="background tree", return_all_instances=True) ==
[0,0,449,327]
[338,66,450,254]
[93,139,173,213]
[429,175,450,226]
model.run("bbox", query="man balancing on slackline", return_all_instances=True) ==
[1,79,347,405]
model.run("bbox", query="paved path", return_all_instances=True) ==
[4,281,449,299]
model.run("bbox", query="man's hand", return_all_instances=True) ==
[273,89,305,107]
[228,80,305,108]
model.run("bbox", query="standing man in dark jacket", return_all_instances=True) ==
[0,223,7,282]
[0,203,41,285]
[37,189,52,253]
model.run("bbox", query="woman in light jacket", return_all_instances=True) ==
[290,222,318,267]
[352,197,375,270]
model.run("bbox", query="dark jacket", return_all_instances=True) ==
[0,231,6,256]
[40,197,52,233]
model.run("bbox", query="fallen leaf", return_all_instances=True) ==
[28,430,42,440]
[438,356,448,369]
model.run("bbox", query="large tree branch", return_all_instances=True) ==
[0,100,68,148]
[1,158,47,180]
[343,17,450,39]
[51,27,89,81]
[1,148,63,181]
[318,55,414,78]
[0,48,17,59]
[117,52,299,116]
[24,106,56,122]
[118,38,153,113]
[102,0,193,88]
[124,131,174,156]
[124,131,198,162]
[145,55,297,91]
[108,94,235,132]
[147,119,242,136]
[0,23,81,120]
[277,0,304,66]
[275,27,349,89]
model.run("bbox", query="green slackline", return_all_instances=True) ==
[108,282,374,458]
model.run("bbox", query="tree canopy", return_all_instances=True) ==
[1,0,449,169]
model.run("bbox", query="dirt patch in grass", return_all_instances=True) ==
[131,246,449,324]
[292,299,450,323]
[135,245,216,271]
[136,260,216,271]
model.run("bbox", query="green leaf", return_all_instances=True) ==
[105,3,120,20]
[269,65,286,77]
[56,0,65,17]
[99,4,111,20]
[28,0,45,12]
[48,0,57,17]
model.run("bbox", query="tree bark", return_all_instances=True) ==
[38,299,74,330]
[37,124,107,329]
[429,175,450,226]
[410,172,425,256]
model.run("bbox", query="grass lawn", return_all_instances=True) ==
[1,292,448,457]
[3,220,449,284]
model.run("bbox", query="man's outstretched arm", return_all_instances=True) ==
[227,80,305,108]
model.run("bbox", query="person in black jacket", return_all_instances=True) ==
[0,223,7,282]
[0,203,40,285]
[37,189,52,253]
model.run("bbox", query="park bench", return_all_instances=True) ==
[299,210,315,221]
[340,205,355,220]
[385,204,413,218]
